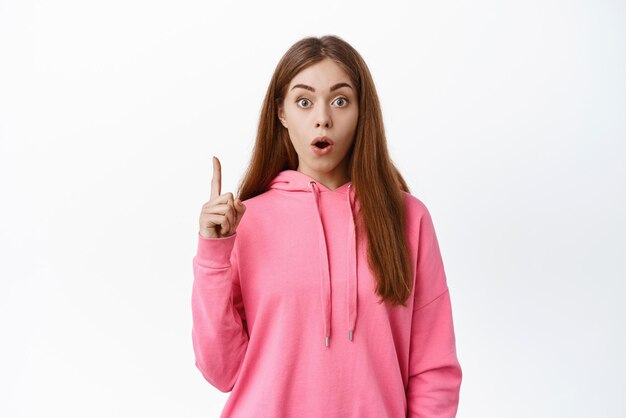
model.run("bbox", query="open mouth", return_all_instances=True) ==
[311,136,334,155]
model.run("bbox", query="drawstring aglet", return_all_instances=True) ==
[349,330,353,341]
[325,336,329,347]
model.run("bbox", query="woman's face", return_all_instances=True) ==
[278,58,359,188]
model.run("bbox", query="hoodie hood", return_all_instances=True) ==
[269,169,359,348]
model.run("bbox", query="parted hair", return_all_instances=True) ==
[235,34,414,307]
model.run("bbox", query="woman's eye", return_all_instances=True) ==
[297,98,311,107]
[296,97,349,108]
[335,97,349,107]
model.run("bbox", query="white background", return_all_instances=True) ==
[1,0,625,417]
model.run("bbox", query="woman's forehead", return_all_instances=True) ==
[289,59,352,89]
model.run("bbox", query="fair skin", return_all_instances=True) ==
[199,59,359,239]
[199,156,246,238]
[278,58,359,190]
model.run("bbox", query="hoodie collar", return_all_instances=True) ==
[269,169,358,347]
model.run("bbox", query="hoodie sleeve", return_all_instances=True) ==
[191,231,248,393]
[407,208,462,418]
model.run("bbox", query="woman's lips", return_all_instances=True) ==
[311,143,333,155]
[311,136,334,145]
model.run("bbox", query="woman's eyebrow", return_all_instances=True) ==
[290,82,353,93]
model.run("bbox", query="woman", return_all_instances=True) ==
[192,34,462,417]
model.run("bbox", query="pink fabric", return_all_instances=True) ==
[191,169,462,417]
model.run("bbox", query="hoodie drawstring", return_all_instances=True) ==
[308,180,358,347]
[346,183,358,342]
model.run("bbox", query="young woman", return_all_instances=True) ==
[192,34,462,417]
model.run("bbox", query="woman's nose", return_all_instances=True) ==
[315,106,332,128]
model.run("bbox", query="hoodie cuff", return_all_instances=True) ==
[196,232,237,268]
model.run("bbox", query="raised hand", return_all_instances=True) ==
[198,156,246,238]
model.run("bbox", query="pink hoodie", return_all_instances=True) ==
[191,169,462,417]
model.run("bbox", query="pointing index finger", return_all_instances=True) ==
[211,156,221,198]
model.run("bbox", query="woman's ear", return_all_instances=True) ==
[277,106,287,128]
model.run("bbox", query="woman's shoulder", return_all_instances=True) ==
[400,190,436,235]
[235,189,286,233]
[238,188,282,211]
[401,190,430,217]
